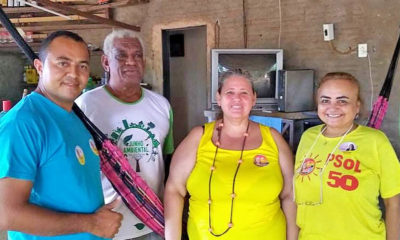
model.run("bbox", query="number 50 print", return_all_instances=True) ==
[327,171,359,191]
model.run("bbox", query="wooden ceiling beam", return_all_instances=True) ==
[0,23,112,32]
[34,0,140,31]
[7,13,106,24]
[78,0,150,12]
[3,5,103,14]
[2,0,149,14]
[2,7,46,14]
[50,0,84,2]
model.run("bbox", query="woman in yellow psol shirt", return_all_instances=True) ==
[294,72,400,240]
[164,70,298,240]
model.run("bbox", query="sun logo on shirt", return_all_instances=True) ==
[296,153,323,182]
[253,154,269,167]
[89,139,99,156]
[75,146,85,165]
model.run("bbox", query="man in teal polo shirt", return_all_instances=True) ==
[0,31,122,240]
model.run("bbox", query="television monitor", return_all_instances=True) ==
[211,49,283,110]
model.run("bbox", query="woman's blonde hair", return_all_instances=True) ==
[217,69,255,94]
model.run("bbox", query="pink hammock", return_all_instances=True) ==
[72,105,165,238]
[368,96,389,129]
[100,139,164,236]
[367,31,400,129]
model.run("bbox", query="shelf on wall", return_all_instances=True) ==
[0,0,149,46]
[0,42,40,52]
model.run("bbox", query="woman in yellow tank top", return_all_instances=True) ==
[164,70,298,240]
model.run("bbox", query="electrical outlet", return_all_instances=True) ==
[358,43,368,58]
[323,24,334,41]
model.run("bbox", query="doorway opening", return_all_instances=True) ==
[162,26,207,146]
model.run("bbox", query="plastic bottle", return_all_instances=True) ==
[23,65,28,82]
[0,31,6,44]
[25,31,33,42]
[0,100,12,118]
[5,32,13,43]
[26,65,38,84]
[83,77,96,93]
[22,89,28,98]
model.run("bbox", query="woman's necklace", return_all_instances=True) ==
[293,123,354,203]
[208,120,250,237]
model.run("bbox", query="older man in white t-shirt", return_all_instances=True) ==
[76,29,174,240]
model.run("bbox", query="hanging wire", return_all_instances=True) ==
[215,19,220,48]
[367,53,374,114]
[362,52,374,125]
[328,40,356,55]
[278,0,282,48]
[242,0,247,48]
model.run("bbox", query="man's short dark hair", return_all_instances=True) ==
[38,30,88,62]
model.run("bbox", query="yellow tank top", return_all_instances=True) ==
[186,122,286,240]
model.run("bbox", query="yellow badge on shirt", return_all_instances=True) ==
[75,146,85,165]
[89,139,99,156]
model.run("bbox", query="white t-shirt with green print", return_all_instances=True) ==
[76,86,174,239]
